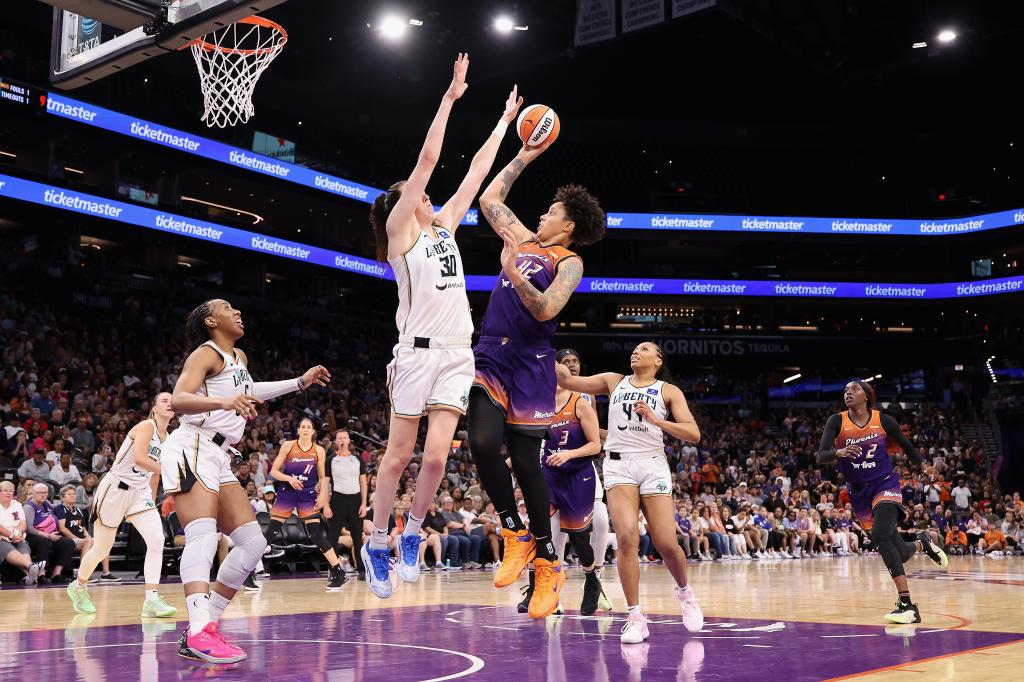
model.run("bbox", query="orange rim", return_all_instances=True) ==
[188,16,288,55]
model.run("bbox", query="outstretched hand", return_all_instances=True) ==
[445,53,469,101]
[502,84,524,123]
[498,227,519,277]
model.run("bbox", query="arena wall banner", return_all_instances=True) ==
[2,172,1023,300]
[33,87,1024,237]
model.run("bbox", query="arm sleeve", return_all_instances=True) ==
[816,414,843,464]
[880,414,922,464]
[323,451,335,480]
[252,378,302,401]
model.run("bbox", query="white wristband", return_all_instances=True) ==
[492,119,509,139]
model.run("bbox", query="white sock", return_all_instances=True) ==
[145,589,159,602]
[627,604,643,618]
[404,513,424,537]
[370,526,389,550]
[676,584,694,599]
[186,593,211,633]
[208,590,231,623]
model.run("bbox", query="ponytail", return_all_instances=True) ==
[369,181,404,262]
[649,341,674,383]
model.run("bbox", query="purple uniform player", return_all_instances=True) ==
[817,381,947,625]
[272,441,320,520]
[469,139,607,619]
[541,392,601,531]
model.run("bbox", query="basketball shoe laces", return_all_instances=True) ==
[400,535,421,565]
[369,548,395,580]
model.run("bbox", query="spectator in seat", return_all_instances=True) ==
[54,485,94,573]
[0,480,46,584]
[945,527,968,555]
[982,526,1006,556]
[69,418,95,458]
[18,448,51,482]
[50,451,81,486]
[24,483,75,583]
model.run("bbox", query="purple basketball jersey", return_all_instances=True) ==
[834,410,895,484]
[543,393,591,473]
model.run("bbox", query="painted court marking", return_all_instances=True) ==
[2,638,485,682]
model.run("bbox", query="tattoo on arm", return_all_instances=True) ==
[485,203,519,228]
[499,159,525,199]
[513,257,583,321]
[512,277,546,319]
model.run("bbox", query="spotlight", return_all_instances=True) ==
[379,15,408,40]
[494,16,514,33]
[937,29,957,43]
[912,41,928,49]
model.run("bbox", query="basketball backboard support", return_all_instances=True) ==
[40,0,164,31]
[49,0,288,90]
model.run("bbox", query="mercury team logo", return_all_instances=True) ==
[656,480,669,493]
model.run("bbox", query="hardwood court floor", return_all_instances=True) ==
[1,555,1022,681]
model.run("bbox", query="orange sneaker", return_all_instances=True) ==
[528,557,565,619]
[493,529,536,588]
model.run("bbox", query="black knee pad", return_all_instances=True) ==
[305,521,333,554]
[265,519,284,545]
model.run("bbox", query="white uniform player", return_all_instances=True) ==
[387,226,475,416]
[93,419,165,527]
[161,341,251,494]
[602,377,673,497]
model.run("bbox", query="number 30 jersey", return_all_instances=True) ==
[389,227,473,340]
[604,377,668,456]
[833,409,895,484]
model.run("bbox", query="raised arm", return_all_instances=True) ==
[500,231,582,322]
[387,54,468,250]
[479,142,552,243]
[554,363,621,397]
[436,85,523,233]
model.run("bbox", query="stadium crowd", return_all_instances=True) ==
[1,286,1021,585]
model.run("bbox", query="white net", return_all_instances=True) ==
[190,17,287,128]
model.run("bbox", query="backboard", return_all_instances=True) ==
[49,0,288,90]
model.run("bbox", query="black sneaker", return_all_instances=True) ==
[884,600,921,624]
[517,569,535,614]
[99,573,121,582]
[326,565,347,591]
[917,532,949,568]
[580,570,602,616]
[177,628,202,661]
[241,572,262,592]
[264,547,285,560]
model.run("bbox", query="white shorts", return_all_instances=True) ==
[93,475,157,528]
[386,345,474,417]
[161,426,239,495]
[603,454,672,497]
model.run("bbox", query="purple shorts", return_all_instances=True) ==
[542,461,597,531]
[473,336,555,434]
[850,472,904,530]
[272,487,318,520]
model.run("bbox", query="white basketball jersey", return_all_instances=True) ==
[605,377,668,455]
[180,341,250,444]
[109,419,165,490]
[389,227,473,339]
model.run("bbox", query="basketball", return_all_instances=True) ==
[517,104,560,148]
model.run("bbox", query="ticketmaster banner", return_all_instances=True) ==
[2,173,1022,299]
[42,93,477,227]
[0,174,391,280]
[36,88,1020,237]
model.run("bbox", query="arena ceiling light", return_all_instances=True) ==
[783,373,802,384]
[937,29,957,43]
[912,41,928,49]
[494,16,514,33]
[376,15,422,40]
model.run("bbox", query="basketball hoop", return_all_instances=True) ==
[188,16,287,128]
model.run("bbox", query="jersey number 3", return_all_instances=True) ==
[439,254,458,278]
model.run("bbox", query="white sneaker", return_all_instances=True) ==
[620,613,650,644]
[780,551,792,559]
[676,586,704,633]
[395,534,422,583]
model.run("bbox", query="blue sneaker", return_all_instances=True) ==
[396,534,423,583]
[360,542,394,599]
